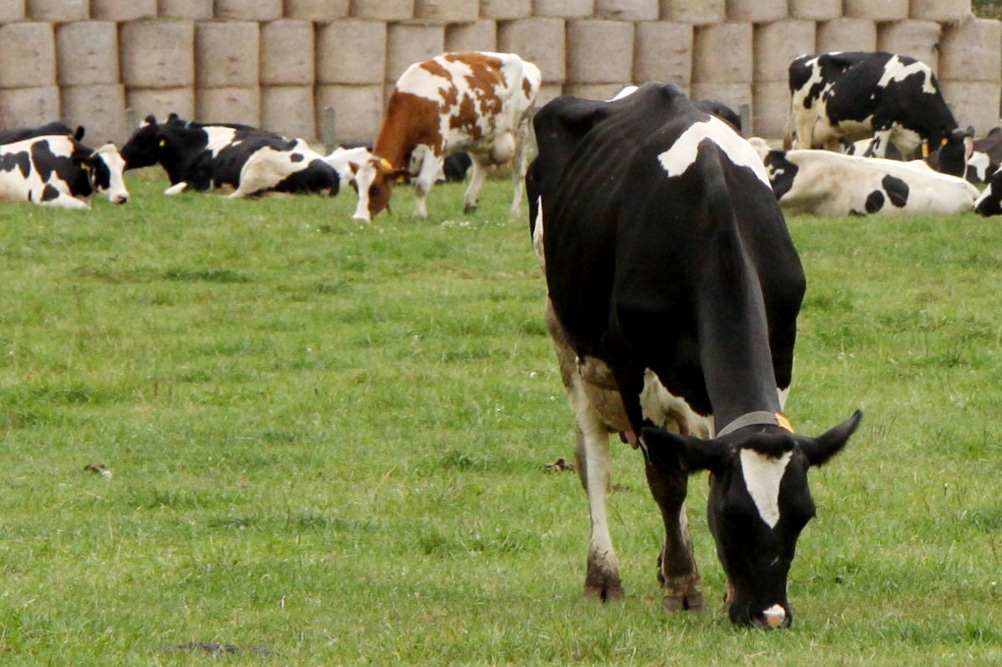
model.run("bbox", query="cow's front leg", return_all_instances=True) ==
[411,149,441,218]
[863,129,891,158]
[644,450,703,612]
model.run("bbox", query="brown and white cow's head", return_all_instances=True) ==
[350,157,410,223]
[643,410,862,628]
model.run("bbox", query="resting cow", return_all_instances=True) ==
[0,134,129,209]
[529,83,861,627]
[750,139,978,217]
[120,115,340,198]
[0,122,84,145]
[351,51,541,222]
[787,51,973,176]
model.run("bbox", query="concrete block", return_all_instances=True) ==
[754,21,816,83]
[498,18,565,83]
[157,0,213,18]
[939,80,1002,136]
[61,83,127,144]
[215,0,282,20]
[350,0,413,19]
[595,0,657,21]
[445,21,498,53]
[816,18,878,53]
[727,0,786,22]
[386,23,445,82]
[693,22,752,84]
[196,86,261,126]
[877,20,941,73]
[126,86,196,121]
[940,18,1002,83]
[283,0,350,19]
[57,22,120,87]
[316,83,384,144]
[752,80,789,140]
[317,20,387,85]
[910,0,972,22]
[689,82,751,129]
[196,22,260,89]
[0,1,25,22]
[0,22,56,89]
[567,20,633,84]
[26,0,88,21]
[843,0,908,21]
[91,0,157,20]
[261,20,315,87]
[532,0,593,17]
[634,21,693,88]
[789,0,841,20]
[120,20,195,89]
[660,0,725,24]
[480,0,532,19]
[261,85,316,141]
[0,86,60,130]
[415,0,479,21]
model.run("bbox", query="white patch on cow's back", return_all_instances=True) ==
[203,126,238,157]
[658,117,771,187]
[396,56,471,102]
[741,449,793,528]
[878,56,936,95]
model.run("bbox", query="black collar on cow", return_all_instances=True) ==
[716,411,795,438]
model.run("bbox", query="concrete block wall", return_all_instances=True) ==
[0,0,996,146]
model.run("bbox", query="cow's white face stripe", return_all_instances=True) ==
[658,117,771,187]
[740,449,792,528]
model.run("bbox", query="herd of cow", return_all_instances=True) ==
[4,49,995,628]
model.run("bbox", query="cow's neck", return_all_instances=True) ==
[372,97,438,171]
[695,270,783,430]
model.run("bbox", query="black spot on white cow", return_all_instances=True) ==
[120,115,340,198]
[529,83,861,627]
[787,51,973,177]
[0,134,129,209]
[751,139,978,217]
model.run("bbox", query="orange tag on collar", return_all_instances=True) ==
[776,413,794,433]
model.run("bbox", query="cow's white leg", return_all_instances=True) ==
[509,119,530,215]
[644,443,704,612]
[164,182,188,196]
[39,194,90,210]
[571,383,624,601]
[412,153,441,218]
[864,130,891,158]
[463,157,489,213]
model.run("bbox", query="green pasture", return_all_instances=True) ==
[1,172,1000,665]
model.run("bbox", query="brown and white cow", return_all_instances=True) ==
[350,51,541,222]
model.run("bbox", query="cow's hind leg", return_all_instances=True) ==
[644,444,704,612]
[463,157,490,213]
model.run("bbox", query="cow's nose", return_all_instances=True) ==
[115,195,129,204]
[760,604,788,629]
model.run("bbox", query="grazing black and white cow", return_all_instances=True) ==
[0,134,129,208]
[0,122,84,145]
[750,139,979,216]
[787,51,973,177]
[120,115,340,198]
[529,83,861,627]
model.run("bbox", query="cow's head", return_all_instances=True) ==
[76,143,129,204]
[643,410,862,628]
[935,126,975,177]
[350,157,410,223]
[119,115,165,170]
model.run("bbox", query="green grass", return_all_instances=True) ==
[1,172,1001,665]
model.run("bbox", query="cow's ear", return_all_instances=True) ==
[641,426,730,474]
[800,409,862,467]
[74,126,85,141]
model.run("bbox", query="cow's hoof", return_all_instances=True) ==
[661,576,704,612]
[584,582,625,602]
[463,203,478,213]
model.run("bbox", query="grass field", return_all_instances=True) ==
[1,172,1001,665]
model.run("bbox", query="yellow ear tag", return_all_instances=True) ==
[941,138,949,146]
[775,413,794,433]
[159,139,167,147]
[921,143,930,158]
[379,158,393,170]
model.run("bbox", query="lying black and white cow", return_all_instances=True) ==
[529,83,861,627]
[0,134,129,208]
[120,115,340,197]
[787,51,972,176]
[751,138,978,217]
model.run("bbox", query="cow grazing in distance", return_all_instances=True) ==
[529,83,861,627]
[786,51,973,177]
[749,139,979,217]
[351,51,541,222]
[120,115,340,198]
[0,134,129,208]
